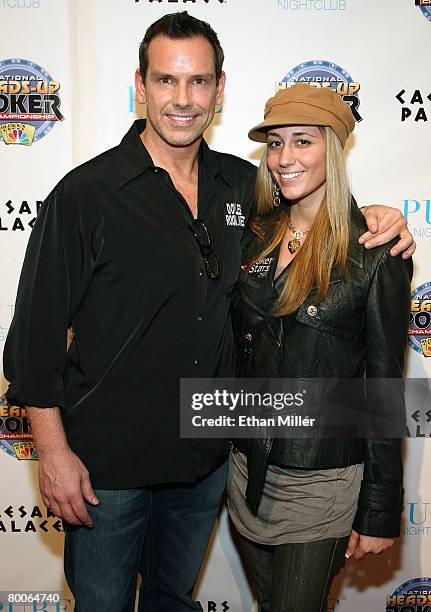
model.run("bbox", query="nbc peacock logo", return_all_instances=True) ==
[0,122,35,145]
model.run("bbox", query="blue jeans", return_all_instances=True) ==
[64,461,228,612]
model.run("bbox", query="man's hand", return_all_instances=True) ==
[27,405,99,527]
[38,447,99,527]
[359,205,416,259]
[345,529,394,561]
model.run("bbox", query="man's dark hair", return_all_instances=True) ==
[139,11,224,83]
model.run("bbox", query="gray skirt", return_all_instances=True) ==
[227,450,363,545]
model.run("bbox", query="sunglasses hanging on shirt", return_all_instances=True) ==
[189,219,220,280]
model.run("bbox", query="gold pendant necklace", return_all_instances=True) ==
[287,216,309,254]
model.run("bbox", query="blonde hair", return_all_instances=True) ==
[249,127,351,316]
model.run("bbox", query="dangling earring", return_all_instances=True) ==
[272,183,281,207]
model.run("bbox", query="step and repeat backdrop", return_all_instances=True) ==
[0,0,430,610]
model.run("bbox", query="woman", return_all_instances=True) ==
[227,84,412,612]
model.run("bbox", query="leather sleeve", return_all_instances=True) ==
[352,248,413,537]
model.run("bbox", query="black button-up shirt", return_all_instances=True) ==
[4,120,256,488]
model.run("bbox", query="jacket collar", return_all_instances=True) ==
[116,119,231,189]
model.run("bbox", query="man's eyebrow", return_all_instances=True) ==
[149,71,215,80]
[150,71,175,79]
[191,73,215,80]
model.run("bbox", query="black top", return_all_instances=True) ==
[4,120,256,488]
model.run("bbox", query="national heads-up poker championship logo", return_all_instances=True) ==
[387,577,431,611]
[409,282,431,357]
[0,58,63,146]
[0,394,37,460]
[279,59,362,122]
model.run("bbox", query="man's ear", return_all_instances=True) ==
[135,69,146,105]
[215,71,226,107]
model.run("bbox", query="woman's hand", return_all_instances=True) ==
[359,204,416,259]
[345,529,394,560]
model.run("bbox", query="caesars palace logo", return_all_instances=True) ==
[196,602,229,611]
[0,199,42,231]
[278,60,362,122]
[396,89,431,123]
[0,504,62,534]
[0,58,63,146]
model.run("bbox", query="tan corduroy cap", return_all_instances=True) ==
[248,83,355,147]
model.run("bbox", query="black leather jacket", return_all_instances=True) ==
[232,204,412,538]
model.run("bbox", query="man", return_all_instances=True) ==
[3,11,414,612]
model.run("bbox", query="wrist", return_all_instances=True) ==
[36,441,70,460]
[26,406,70,457]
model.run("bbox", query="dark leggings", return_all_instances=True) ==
[235,530,349,612]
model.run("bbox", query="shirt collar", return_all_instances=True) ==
[116,119,233,190]
[198,137,234,187]
[116,120,153,190]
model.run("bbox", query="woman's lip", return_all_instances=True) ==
[278,171,304,182]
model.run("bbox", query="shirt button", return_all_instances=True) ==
[154,168,158,173]
[193,359,199,365]
[198,271,204,277]
[307,305,318,317]
[197,316,203,321]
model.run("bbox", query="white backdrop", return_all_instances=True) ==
[1,1,430,610]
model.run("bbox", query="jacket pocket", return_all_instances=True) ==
[295,283,365,342]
